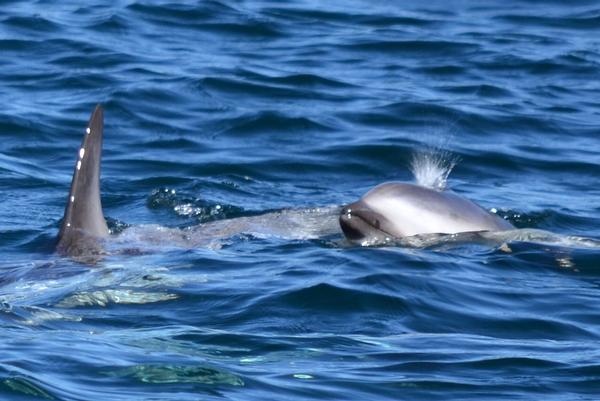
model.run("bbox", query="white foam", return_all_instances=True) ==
[409,149,458,191]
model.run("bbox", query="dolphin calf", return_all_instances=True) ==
[339,182,514,244]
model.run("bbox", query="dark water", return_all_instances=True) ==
[1,1,600,400]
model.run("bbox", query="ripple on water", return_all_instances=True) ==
[106,364,244,386]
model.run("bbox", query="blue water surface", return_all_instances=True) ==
[1,1,599,400]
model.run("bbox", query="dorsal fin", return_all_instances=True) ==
[57,104,109,255]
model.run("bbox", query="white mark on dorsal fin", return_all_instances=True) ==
[76,160,81,170]
[79,148,85,159]
[67,223,71,227]
[86,127,91,135]
[70,196,75,203]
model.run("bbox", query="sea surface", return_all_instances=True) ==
[1,1,599,400]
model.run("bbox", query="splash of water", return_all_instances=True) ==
[409,149,459,191]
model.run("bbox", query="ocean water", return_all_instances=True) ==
[1,1,600,400]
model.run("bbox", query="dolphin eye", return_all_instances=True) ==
[374,219,380,229]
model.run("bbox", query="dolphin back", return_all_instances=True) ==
[365,182,513,235]
[56,105,109,256]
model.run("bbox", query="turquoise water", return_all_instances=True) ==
[1,1,600,400]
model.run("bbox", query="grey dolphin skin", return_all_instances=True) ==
[340,182,513,244]
[56,105,109,256]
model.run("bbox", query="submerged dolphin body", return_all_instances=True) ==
[56,105,340,257]
[57,105,109,256]
[339,182,514,244]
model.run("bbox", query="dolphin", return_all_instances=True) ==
[339,182,514,244]
[56,105,109,256]
[55,105,340,257]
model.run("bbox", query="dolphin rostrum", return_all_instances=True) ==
[56,105,109,256]
[339,182,513,244]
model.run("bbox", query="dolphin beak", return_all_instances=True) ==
[339,206,366,241]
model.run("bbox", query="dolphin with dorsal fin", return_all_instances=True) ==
[53,104,341,256]
[56,104,109,256]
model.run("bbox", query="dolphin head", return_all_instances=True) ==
[339,199,395,244]
[339,183,409,244]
